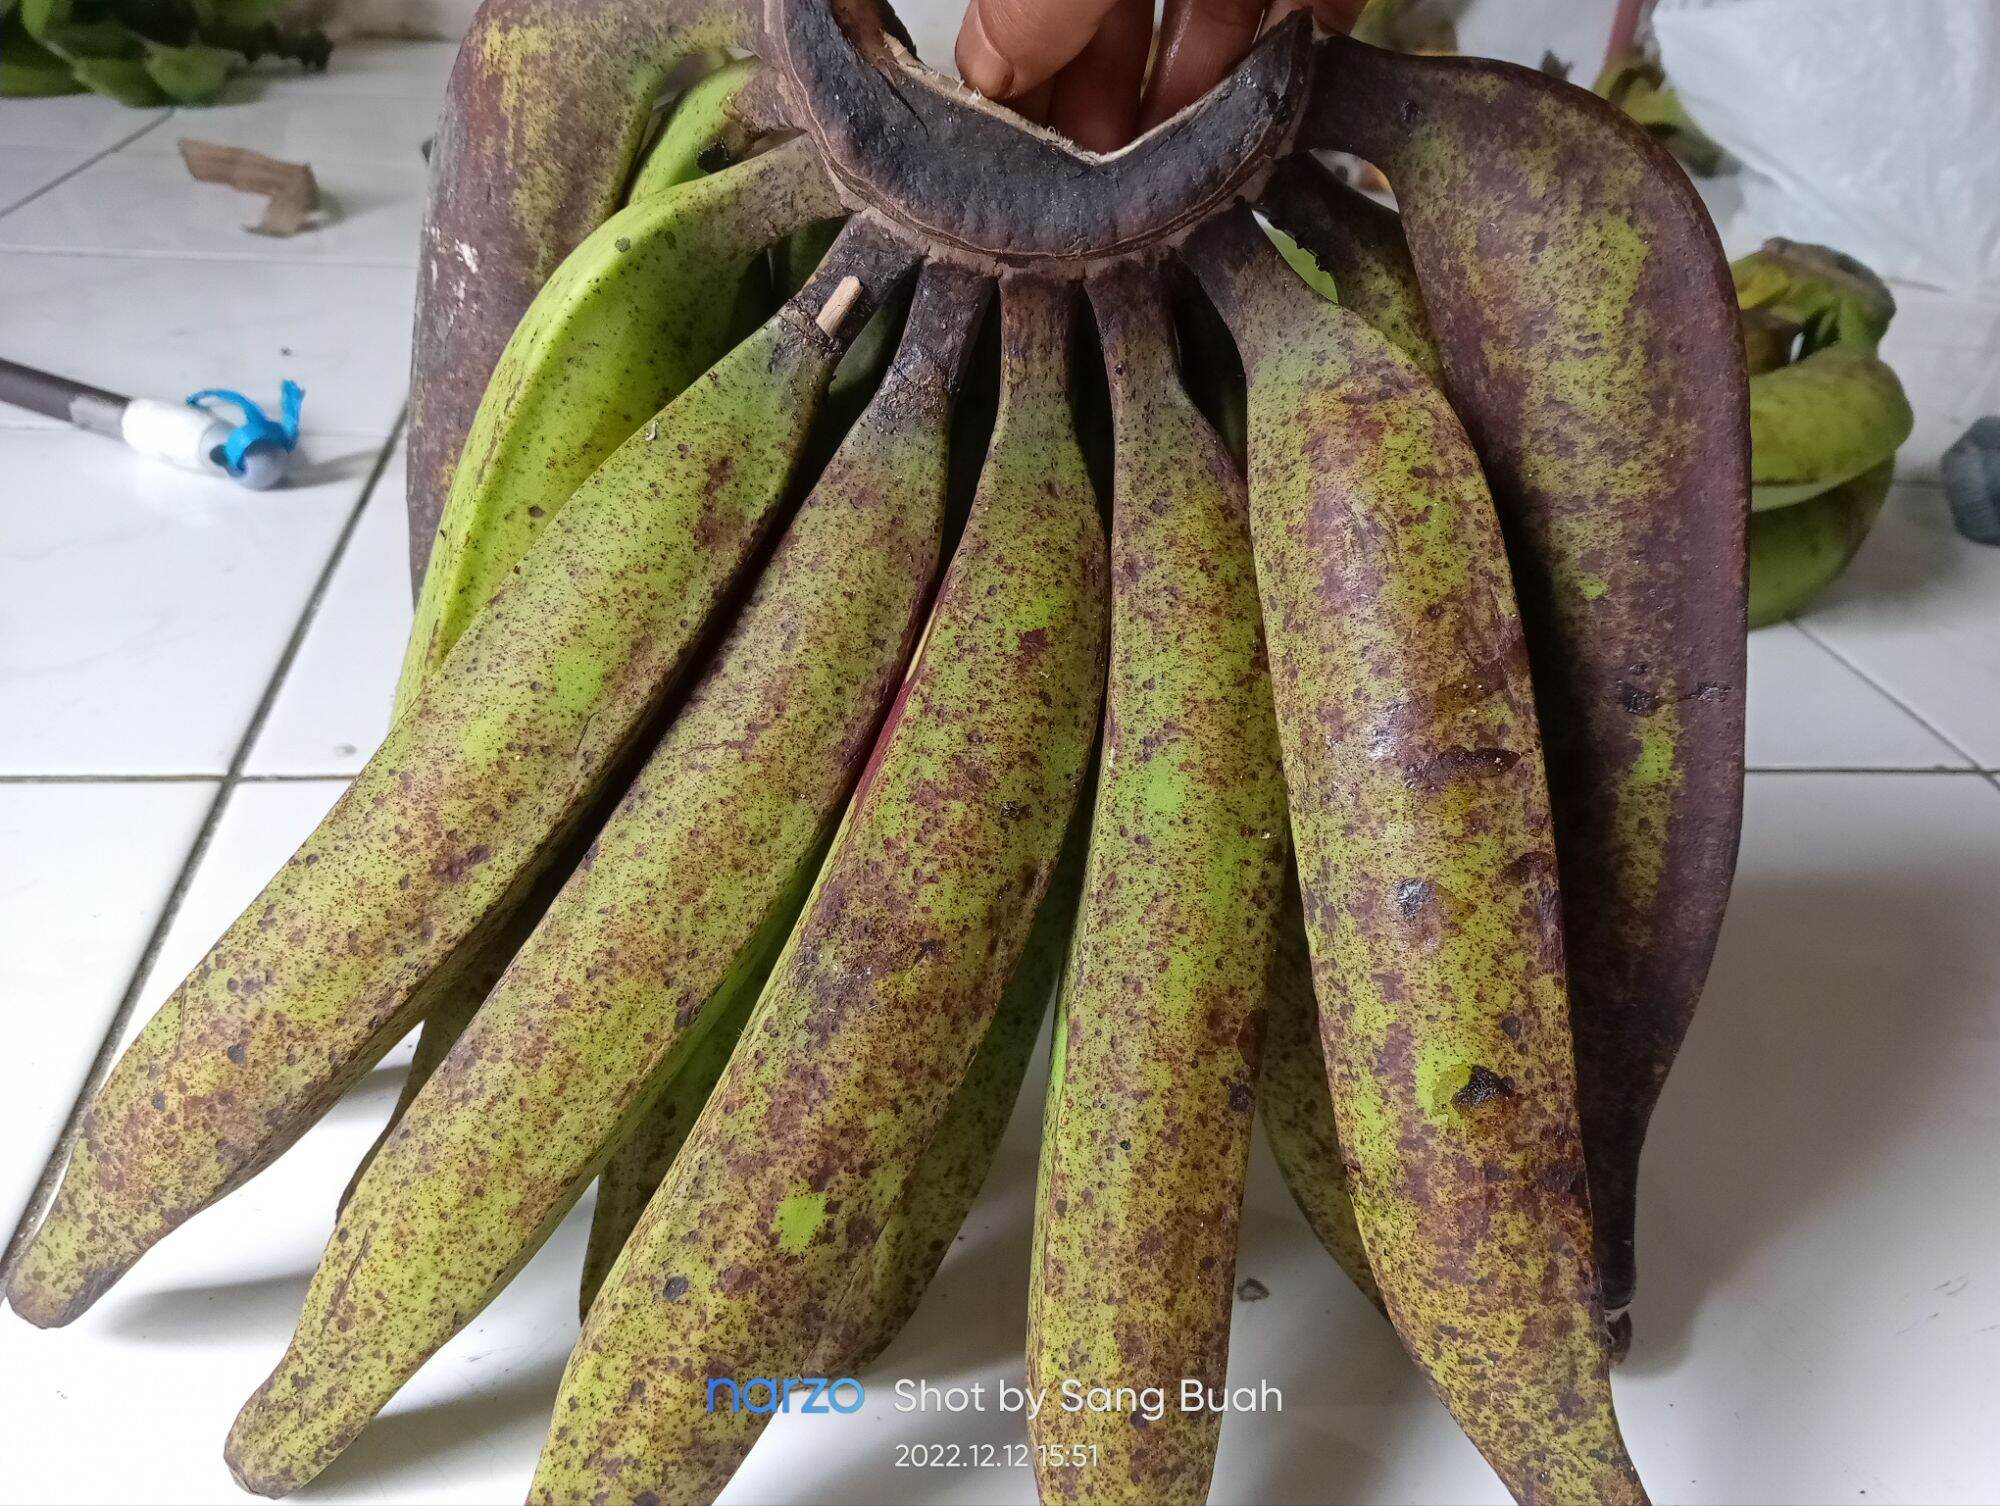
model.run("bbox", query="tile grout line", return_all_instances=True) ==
[1743,766,2000,776]
[0,111,177,222]
[0,413,403,1291]
[0,243,418,271]
[1793,620,1988,771]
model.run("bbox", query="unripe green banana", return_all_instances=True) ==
[5,233,908,1331]
[813,785,1092,1373]
[529,275,1108,1506]
[349,77,789,1209]
[1749,461,1893,627]
[627,56,761,202]
[1733,240,1911,512]
[408,0,758,579]
[1187,209,1645,1506]
[399,138,840,704]
[223,252,958,1499]
[1024,263,1288,1505]
[1258,888,1380,1310]
[1734,237,1895,351]
[578,985,758,1319]
[1749,348,1912,511]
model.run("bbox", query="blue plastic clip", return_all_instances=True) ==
[186,380,305,479]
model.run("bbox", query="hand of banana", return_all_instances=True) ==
[13,11,1788,1506]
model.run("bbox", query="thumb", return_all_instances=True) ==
[956,0,1126,101]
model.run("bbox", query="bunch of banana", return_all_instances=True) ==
[1732,239,1914,627]
[9,5,1764,1504]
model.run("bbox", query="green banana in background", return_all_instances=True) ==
[1735,240,1914,623]
[1749,463,1894,629]
[398,138,840,703]
[627,55,760,201]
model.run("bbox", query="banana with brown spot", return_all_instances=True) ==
[1186,207,1645,1506]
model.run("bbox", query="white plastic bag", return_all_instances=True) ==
[1654,0,2000,297]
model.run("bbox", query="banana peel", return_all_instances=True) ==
[1750,346,1912,510]
[1736,239,1913,619]
[1749,462,1893,629]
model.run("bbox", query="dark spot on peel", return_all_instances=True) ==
[1453,1065,1516,1109]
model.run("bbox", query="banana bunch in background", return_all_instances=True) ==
[1736,239,1915,627]
[6,3,1762,1504]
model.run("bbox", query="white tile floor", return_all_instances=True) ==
[2,37,1999,1506]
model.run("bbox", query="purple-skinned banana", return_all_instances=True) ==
[1186,207,1646,1506]
[1303,38,1750,1318]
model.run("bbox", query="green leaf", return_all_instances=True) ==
[18,0,70,39]
[1261,221,1341,306]
[143,38,234,102]
[68,52,166,105]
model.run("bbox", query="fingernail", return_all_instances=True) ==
[955,6,1017,100]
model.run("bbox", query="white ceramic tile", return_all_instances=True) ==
[0,149,426,265]
[1611,773,2000,1504]
[0,93,168,152]
[0,427,381,775]
[246,448,412,775]
[0,776,581,1506]
[0,148,100,215]
[1746,620,1965,769]
[1804,480,2000,768]
[0,250,414,437]
[133,89,440,169]
[289,39,459,99]
[0,780,214,1241]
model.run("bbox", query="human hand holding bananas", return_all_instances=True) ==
[12,1,1784,1501]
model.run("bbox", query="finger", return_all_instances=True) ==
[956,0,1125,104]
[1139,0,1268,131]
[1048,0,1155,152]
[1264,0,1367,33]
[1313,0,1368,31]
[1011,77,1055,126]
